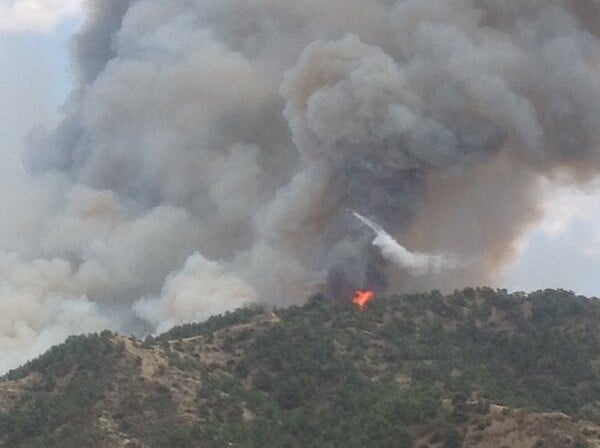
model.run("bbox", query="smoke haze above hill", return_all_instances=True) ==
[2,0,600,372]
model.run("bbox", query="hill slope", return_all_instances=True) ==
[2,288,600,447]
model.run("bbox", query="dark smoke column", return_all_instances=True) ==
[16,0,600,333]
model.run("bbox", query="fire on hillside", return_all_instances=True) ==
[352,290,375,310]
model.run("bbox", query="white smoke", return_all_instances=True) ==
[0,253,110,371]
[351,210,459,276]
[133,253,256,334]
[0,0,81,33]
[2,0,600,373]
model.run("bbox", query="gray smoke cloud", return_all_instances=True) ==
[2,0,600,372]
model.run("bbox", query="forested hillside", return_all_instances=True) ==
[2,288,600,447]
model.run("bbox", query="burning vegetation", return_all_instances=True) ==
[3,289,600,448]
[4,0,600,373]
[352,290,375,310]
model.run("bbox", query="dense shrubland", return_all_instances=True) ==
[2,288,600,447]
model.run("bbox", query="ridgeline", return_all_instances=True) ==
[2,288,600,447]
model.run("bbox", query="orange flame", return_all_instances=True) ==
[353,290,375,310]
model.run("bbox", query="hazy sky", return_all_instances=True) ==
[1,0,600,298]
[0,1,77,169]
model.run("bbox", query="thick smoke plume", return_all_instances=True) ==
[2,0,600,372]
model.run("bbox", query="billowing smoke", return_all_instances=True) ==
[2,0,600,372]
[133,252,256,334]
